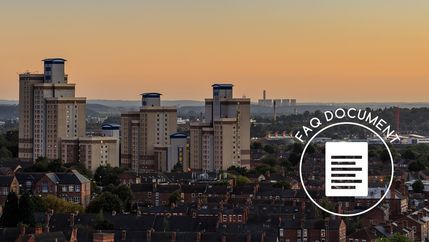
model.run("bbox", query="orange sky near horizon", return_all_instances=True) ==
[0,1,428,102]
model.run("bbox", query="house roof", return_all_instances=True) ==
[0,176,15,187]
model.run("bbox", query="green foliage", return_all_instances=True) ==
[402,149,417,160]
[18,193,35,226]
[251,142,262,150]
[172,162,183,172]
[86,192,122,213]
[0,130,18,162]
[168,190,181,206]
[24,157,66,172]
[104,184,133,211]
[376,233,413,242]
[288,152,301,166]
[280,158,293,170]
[235,175,251,186]
[0,192,19,227]
[408,161,425,172]
[263,144,276,154]
[412,179,425,193]
[94,165,125,186]
[32,195,84,214]
[227,165,248,176]
[254,165,274,175]
[261,156,277,167]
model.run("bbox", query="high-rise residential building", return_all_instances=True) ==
[121,93,177,173]
[154,132,189,172]
[190,84,250,171]
[61,136,119,172]
[18,58,86,162]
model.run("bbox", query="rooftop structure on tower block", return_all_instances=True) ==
[190,84,251,171]
[18,58,86,162]
[120,93,179,173]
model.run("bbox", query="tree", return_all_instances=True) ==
[47,159,66,172]
[235,175,251,186]
[94,165,124,186]
[114,185,133,210]
[168,190,181,206]
[408,161,425,172]
[261,156,277,167]
[402,149,417,160]
[376,233,412,242]
[32,195,84,214]
[227,166,248,176]
[0,146,12,161]
[18,193,35,226]
[412,180,425,193]
[171,162,183,172]
[379,149,391,163]
[86,192,122,213]
[288,152,301,166]
[263,144,276,154]
[0,192,19,227]
[251,142,262,150]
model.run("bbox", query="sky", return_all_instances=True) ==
[0,0,428,102]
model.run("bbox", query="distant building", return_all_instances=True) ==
[18,59,86,162]
[121,93,177,173]
[155,132,188,172]
[60,136,119,172]
[190,84,251,171]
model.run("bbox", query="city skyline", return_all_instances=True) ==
[1,1,428,102]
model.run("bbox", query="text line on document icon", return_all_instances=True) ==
[325,142,368,197]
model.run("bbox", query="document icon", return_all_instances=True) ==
[325,142,368,197]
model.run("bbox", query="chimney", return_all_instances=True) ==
[121,230,127,241]
[171,231,177,242]
[70,227,78,242]
[196,232,202,242]
[260,232,266,242]
[246,232,251,242]
[35,225,43,235]
[146,229,152,242]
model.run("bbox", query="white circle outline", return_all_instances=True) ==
[299,121,394,217]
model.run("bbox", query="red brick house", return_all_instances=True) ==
[279,217,346,242]
[0,175,20,205]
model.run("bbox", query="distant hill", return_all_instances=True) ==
[87,99,204,107]
[1,100,429,120]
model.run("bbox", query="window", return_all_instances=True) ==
[62,186,67,192]
[69,185,74,192]
[75,185,80,192]
[42,182,49,193]
[321,229,325,237]
[303,229,307,237]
